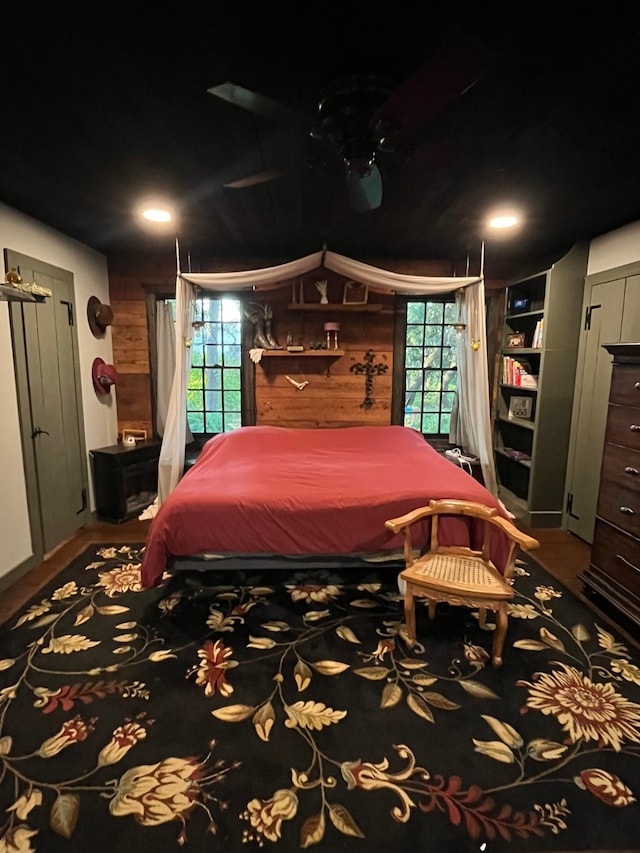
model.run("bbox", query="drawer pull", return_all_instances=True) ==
[617,554,640,575]
[619,506,635,514]
[635,382,640,390]
[625,466,640,475]
[631,424,640,431]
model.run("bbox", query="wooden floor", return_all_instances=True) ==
[1,519,638,649]
[0,519,152,627]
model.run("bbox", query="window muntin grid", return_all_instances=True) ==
[403,299,458,436]
[168,296,242,434]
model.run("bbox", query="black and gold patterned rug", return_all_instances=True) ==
[0,544,639,852]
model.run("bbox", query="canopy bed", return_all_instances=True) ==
[157,248,493,489]
[141,425,509,588]
[141,247,500,587]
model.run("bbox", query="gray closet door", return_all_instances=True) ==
[6,250,88,556]
[620,274,640,341]
[565,278,624,543]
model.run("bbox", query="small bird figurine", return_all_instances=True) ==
[285,375,309,390]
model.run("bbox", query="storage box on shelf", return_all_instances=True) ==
[493,242,588,526]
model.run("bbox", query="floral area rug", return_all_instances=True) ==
[1,544,639,852]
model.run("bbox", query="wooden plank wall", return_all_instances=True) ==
[107,252,503,438]
[252,272,394,428]
[107,251,175,439]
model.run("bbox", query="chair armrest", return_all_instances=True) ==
[491,516,540,552]
[386,499,505,534]
[384,501,540,575]
[385,508,435,568]
[384,505,434,534]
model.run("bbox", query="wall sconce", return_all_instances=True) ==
[324,321,340,349]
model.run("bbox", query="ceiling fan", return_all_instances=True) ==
[208,34,491,212]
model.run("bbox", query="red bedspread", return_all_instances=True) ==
[141,425,506,588]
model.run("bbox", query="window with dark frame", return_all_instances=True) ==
[400,297,459,437]
[166,295,244,435]
[154,289,457,441]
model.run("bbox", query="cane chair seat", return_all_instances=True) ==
[384,499,539,667]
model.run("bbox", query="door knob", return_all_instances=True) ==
[32,427,50,438]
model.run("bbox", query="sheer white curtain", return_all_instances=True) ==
[451,284,497,494]
[156,249,496,503]
[157,276,196,503]
[157,253,326,502]
[155,301,176,437]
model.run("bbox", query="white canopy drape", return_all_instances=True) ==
[157,250,496,503]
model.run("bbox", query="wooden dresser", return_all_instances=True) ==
[579,342,640,627]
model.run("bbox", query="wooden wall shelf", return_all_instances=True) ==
[287,303,382,313]
[0,284,46,303]
[260,349,344,357]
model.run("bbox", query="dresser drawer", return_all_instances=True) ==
[605,403,640,452]
[596,479,640,537]
[609,363,640,407]
[590,519,640,599]
[600,443,640,493]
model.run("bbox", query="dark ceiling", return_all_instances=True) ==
[3,7,640,280]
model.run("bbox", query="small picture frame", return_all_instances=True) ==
[511,297,529,312]
[343,280,368,305]
[122,428,148,445]
[508,396,533,421]
[506,332,526,348]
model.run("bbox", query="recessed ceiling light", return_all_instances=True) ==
[142,207,172,223]
[136,199,177,234]
[489,214,519,229]
[484,206,522,239]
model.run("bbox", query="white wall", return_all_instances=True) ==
[0,202,118,580]
[587,220,640,275]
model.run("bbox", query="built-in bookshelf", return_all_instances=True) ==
[493,242,588,526]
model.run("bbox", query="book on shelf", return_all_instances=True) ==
[502,447,532,462]
[519,373,538,388]
[501,356,538,388]
[532,318,544,348]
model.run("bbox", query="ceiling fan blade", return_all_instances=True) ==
[346,163,382,212]
[372,35,492,146]
[208,82,312,131]
[224,169,285,189]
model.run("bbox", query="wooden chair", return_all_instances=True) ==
[384,499,539,667]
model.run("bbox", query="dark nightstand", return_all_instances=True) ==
[90,440,161,523]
